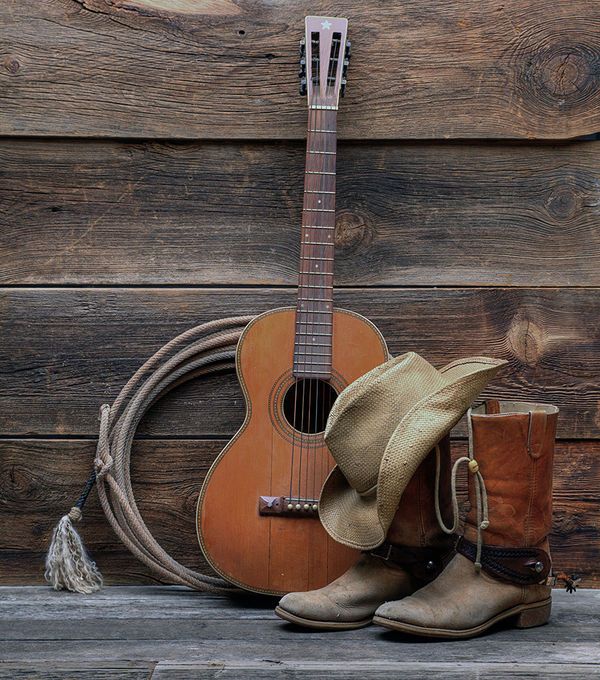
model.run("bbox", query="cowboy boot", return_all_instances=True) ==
[373,400,558,639]
[274,436,455,630]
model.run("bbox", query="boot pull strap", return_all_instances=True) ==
[527,410,548,459]
[434,408,489,570]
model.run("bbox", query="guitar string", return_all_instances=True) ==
[314,103,328,503]
[318,104,330,502]
[297,110,307,505]
[310,103,322,504]
[324,37,342,500]
[296,98,315,505]
[302,103,318,505]
[316,45,337,502]
[316,104,330,503]
[319,42,341,502]
[291,104,310,505]
[307,102,321,503]
[305,103,323,498]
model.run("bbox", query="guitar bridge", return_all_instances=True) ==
[258,496,319,518]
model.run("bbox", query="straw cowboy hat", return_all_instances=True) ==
[318,352,507,550]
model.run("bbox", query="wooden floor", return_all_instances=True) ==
[0,587,598,678]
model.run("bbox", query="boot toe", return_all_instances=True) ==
[278,590,343,623]
[375,597,437,627]
[278,591,313,618]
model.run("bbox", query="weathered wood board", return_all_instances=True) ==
[1,439,598,586]
[1,0,599,594]
[0,586,599,679]
[1,287,598,438]
[2,1,599,139]
[1,140,599,286]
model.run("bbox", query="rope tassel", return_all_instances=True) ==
[44,505,103,594]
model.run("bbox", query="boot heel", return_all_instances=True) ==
[515,600,551,628]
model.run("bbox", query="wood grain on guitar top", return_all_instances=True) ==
[197,306,388,595]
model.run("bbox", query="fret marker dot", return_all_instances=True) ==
[315,265,319,269]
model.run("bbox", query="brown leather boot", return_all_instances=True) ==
[373,400,559,639]
[274,437,454,630]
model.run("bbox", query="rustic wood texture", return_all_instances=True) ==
[2,139,599,287]
[1,287,598,438]
[0,586,599,678]
[2,0,599,594]
[1,439,598,587]
[2,1,600,139]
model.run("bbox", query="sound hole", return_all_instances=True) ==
[282,378,338,434]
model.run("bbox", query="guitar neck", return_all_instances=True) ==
[293,107,338,379]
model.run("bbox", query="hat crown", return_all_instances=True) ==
[324,352,446,494]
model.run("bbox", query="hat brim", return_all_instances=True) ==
[319,357,507,550]
[319,466,385,549]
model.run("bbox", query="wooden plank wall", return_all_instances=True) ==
[1,0,599,587]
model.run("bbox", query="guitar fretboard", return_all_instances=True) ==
[293,107,337,379]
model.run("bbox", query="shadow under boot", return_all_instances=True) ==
[275,437,454,630]
[374,400,559,638]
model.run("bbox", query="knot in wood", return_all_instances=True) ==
[539,48,592,98]
[1,462,35,505]
[545,183,581,221]
[509,28,599,113]
[334,210,373,251]
[507,312,545,367]
[3,57,20,75]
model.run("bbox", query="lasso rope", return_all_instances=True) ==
[45,315,255,594]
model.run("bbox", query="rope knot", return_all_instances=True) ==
[468,459,479,474]
[67,506,82,522]
[94,403,113,479]
[94,453,113,479]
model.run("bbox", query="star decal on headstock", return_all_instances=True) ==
[321,20,332,30]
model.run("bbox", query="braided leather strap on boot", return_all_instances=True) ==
[456,536,551,585]
[370,542,452,581]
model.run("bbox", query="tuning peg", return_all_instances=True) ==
[345,40,351,59]
[340,78,347,97]
[299,37,306,56]
[342,57,349,76]
[299,77,307,96]
[299,56,306,78]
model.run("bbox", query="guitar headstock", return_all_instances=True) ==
[299,16,349,109]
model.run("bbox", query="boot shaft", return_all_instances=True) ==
[465,400,558,549]
[387,435,453,548]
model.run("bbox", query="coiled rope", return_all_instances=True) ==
[46,315,254,594]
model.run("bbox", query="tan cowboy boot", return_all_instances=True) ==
[373,400,559,639]
[274,437,454,630]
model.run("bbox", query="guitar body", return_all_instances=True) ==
[197,307,388,595]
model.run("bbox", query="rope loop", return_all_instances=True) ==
[92,316,254,593]
[434,409,489,570]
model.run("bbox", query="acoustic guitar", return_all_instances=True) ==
[197,16,388,595]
